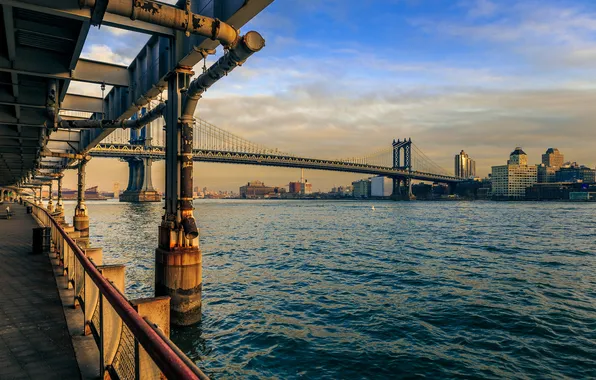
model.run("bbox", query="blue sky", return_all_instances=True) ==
[65,0,596,191]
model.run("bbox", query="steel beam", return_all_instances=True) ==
[74,59,129,87]
[62,94,104,113]
[0,52,129,86]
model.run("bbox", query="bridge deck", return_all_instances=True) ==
[0,204,80,380]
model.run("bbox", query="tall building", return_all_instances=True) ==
[542,148,564,168]
[352,179,371,198]
[537,164,557,183]
[491,147,537,199]
[454,150,476,178]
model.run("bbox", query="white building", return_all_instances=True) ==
[491,147,537,199]
[371,176,393,197]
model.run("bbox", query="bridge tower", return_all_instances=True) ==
[391,138,414,200]
[120,108,160,202]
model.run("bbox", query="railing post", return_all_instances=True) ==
[65,230,81,288]
[98,265,126,379]
[84,249,103,336]
[131,297,170,379]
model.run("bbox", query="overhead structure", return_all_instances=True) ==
[0,0,273,186]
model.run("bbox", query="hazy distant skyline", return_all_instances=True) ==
[65,0,596,191]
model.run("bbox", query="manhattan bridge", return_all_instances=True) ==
[87,101,462,201]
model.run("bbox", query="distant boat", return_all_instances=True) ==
[371,205,376,211]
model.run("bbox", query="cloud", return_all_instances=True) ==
[465,0,498,19]
[82,44,131,65]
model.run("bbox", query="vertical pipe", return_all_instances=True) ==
[47,182,54,212]
[56,174,64,215]
[74,160,90,243]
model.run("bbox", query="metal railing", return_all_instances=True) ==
[29,202,208,380]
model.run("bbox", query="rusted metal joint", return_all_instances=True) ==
[130,0,137,20]
[192,47,216,60]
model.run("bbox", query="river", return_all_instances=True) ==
[62,199,596,379]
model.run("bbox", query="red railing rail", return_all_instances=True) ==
[32,203,204,380]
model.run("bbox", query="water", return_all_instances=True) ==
[63,200,596,379]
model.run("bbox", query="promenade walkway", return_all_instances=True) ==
[0,203,80,379]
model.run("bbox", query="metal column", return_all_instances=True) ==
[47,182,54,212]
[155,62,202,326]
[74,159,90,244]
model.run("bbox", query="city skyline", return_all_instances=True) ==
[61,144,592,193]
[65,0,596,191]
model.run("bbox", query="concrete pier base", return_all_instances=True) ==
[73,213,89,239]
[155,228,202,326]
[119,190,161,202]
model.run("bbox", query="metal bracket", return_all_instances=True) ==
[90,0,110,27]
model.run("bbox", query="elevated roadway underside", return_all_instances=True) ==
[0,0,272,187]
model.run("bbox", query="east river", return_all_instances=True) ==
[62,200,596,379]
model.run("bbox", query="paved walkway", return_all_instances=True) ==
[0,203,81,379]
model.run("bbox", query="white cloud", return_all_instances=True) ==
[466,0,498,19]
[82,44,131,65]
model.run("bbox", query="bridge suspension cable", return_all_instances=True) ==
[410,143,452,176]
[193,118,294,156]
[334,147,393,167]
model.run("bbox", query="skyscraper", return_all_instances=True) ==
[454,150,476,178]
[542,148,564,168]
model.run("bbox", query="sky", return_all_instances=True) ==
[64,0,596,192]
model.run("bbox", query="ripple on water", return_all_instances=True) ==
[65,199,596,379]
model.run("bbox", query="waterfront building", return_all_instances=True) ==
[352,179,371,198]
[240,180,284,198]
[542,148,564,168]
[537,164,557,183]
[526,182,596,200]
[555,163,596,183]
[289,181,313,195]
[371,176,392,197]
[454,150,476,178]
[491,147,537,199]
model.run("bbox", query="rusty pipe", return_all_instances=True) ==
[176,32,264,233]
[181,31,265,120]
[81,0,239,47]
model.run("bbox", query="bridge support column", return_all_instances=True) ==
[47,182,54,212]
[391,178,401,200]
[120,158,161,202]
[156,68,202,326]
[74,159,90,246]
